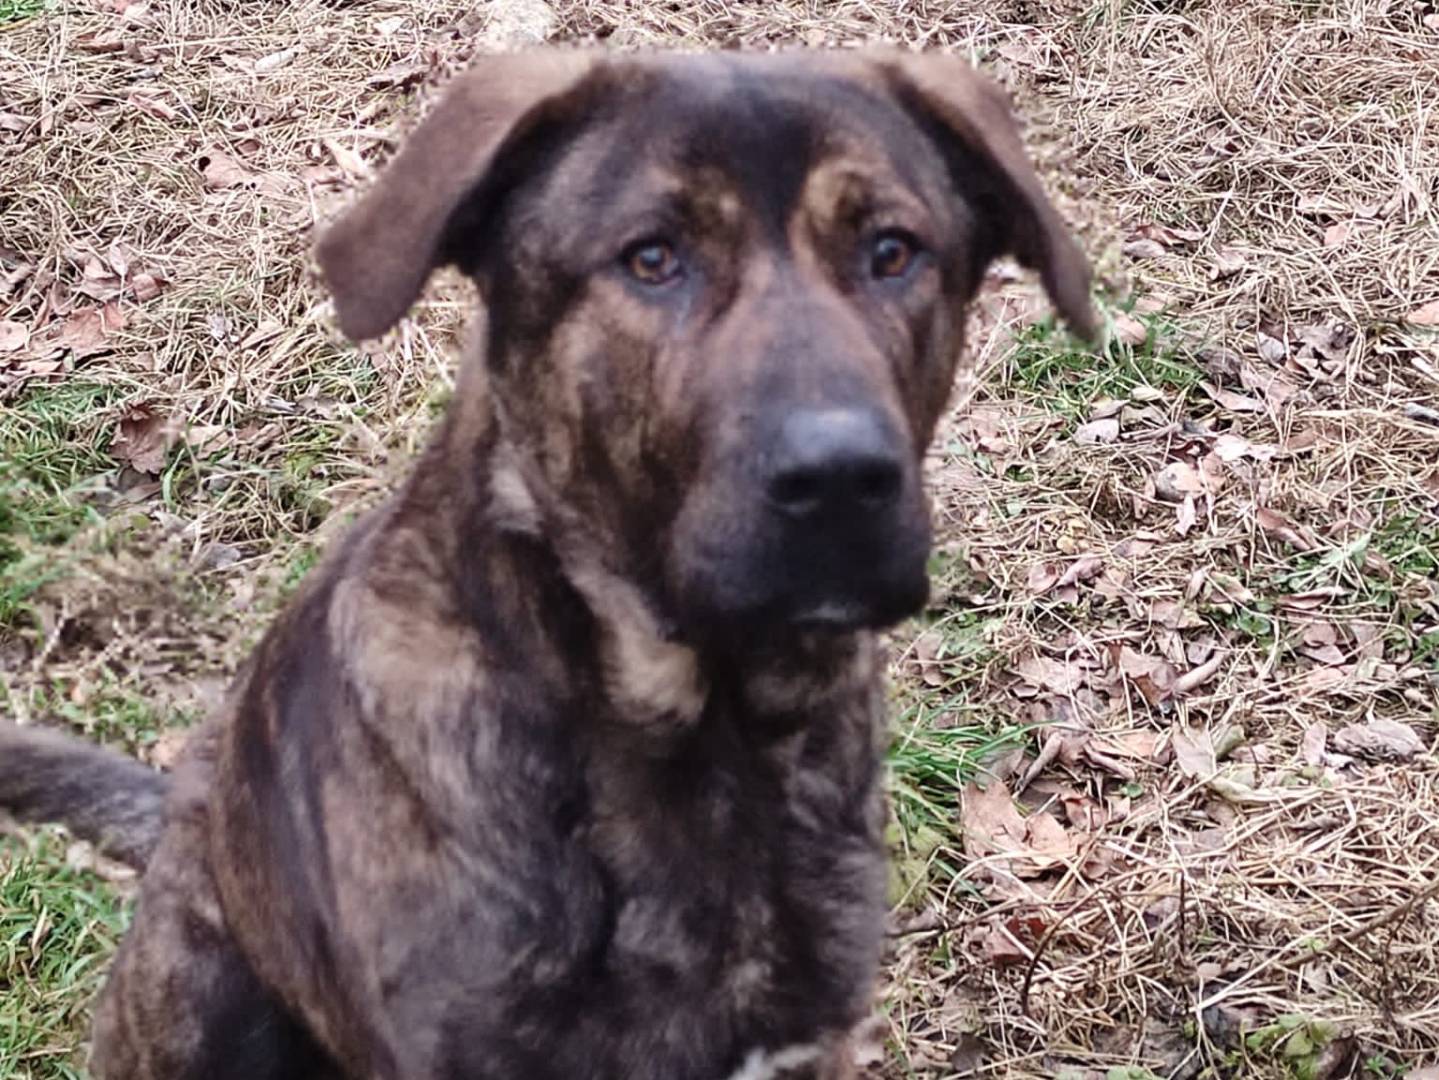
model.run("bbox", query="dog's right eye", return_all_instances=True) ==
[622,240,683,286]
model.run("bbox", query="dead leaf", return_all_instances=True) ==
[1322,221,1352,247]
[1026,562,1061,596]
[1026,811,1076,861]
[1175,493,1197,536]
[323,136,370,178]
[1332,718,1424,761]
[53,302,126,356]
[254,46,303,74]
[1113,313,1148,347]
[128,92,178,121]
[1154,460,1204,503]
[1013,655,1083,695]
[112,406,174,474]
[1201,381,1265,413]
[1210,247,1246,281]
[1302,643,1348,666]
[0,319,29,352]
[1171,726,1216,777]
[1301,723,1327,766]
[1074,417,1119,445]
[1122,238,1167,260]
[960,780,1029,859]
[1213,433,1278,462]
[1406,299,1439,326]
[131,271,166,301]
[1255,507,1313,551]
[1056,555,1104,589]
[199,149,252,190]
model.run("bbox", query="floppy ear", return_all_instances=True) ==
[315,49,598,341]
[878,52,1096,341]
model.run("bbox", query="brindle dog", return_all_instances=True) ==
[0,47,1092,1080]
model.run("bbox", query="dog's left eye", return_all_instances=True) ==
[623,240,683,286]
[869,231,921,280]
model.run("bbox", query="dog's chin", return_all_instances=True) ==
[674,571,930,650]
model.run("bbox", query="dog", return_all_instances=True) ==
[0,47,1092,1080]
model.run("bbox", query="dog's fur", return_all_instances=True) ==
[0,48,1091,1080]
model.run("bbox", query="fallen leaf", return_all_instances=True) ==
[1175,493,1197,536]
[1026,811,1076,861]
[1256,507,1313,550]
[131,271,166,301]
[112,406,174,474]
[323,136,370,178]
[1013,655,1084,695]
[1302,643,1348,666]
[254,46,303,74]
[1154,460,1204,503]
[1202,381,1265,413]
[1406,299,1439,326]
[1332,718,1424,761]
[960,780,1029,859]
[1210,247,1246,281]
[1301,723,1327,766]
[1171,726,1216,777]
[1026,562,1062,595]
[0,319,29,352]
[128,92,178,121]
[1213,433,1278,462]
[1256,331,1288,365]
[1113,313,1148,347]
[53,302,126,357]
[1122,238,1167,260]
[1074,417,1119,445]
[199,149,252,190]
[1322,221,1351,247]
[1056,555,1104,589]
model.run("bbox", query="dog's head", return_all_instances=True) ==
[318,49,1091,645]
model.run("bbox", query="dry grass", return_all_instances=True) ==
[2,0,1438,1077]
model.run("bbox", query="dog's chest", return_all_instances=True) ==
[496,720,884,1078]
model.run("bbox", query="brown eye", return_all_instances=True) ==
[870,232,919,279]
[623,240,682,285]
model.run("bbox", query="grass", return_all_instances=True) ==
[0,0,44,27]
[2,0,1438,1076]
[0,832,129,1080]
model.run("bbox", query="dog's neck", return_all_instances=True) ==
[404,372,876,738]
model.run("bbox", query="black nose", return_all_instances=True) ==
[765,408,905,518]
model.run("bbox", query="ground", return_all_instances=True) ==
[1,0,1437,1077]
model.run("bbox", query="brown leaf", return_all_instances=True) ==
[1122,238,1167,260]
[1209,247,1246,281]
[1056,555,1104,589]
[1074,417,1119,445]
[982,922,1031,967]
[1026,811,1076,862]
[0,318,29,352]
[112,406,174,474]
[1170,726,1216,777]
[1300,723,1327,766]
[1013,655,1083,695]
[1255,507,1313,550]
[1174,493,1197,536]
[1201,381,1265,413]
[128,92,178,121]
[1406,299,1439,326]
[1113,313,1147,347]
[199,148,252,190]
[1173,652,1224,695]
[1212,433,1278,462]
[53,302,126,356]
[1332,718,1424,761]
[1026,562,1062,596]
[323,136,370,178]
[1154,460,1204,503]
[131,271,166,302]
[1302,643,1348,666]
[960,780,1029,860]
[1322,221,1352,248]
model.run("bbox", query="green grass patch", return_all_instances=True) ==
[0,831,128,1080]
[1005,309,1202,424]
[0,0,45,25]
[0,382,126,628]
